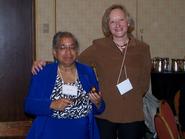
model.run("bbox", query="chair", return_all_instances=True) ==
[160,100,180,138]
[159,100,180,139]
[0,121,32,138]
[154,113,175,139]
[154,100,180,139]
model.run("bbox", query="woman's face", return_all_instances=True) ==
[53,37,78,67]
[108,8,129,38]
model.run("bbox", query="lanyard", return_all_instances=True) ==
[116,45,128,84]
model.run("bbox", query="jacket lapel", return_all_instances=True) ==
[76,62,91,93]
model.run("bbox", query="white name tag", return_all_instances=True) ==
[116,78,133,95]
[62,85,78,96]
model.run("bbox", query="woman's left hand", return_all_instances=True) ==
[89,91,102,108]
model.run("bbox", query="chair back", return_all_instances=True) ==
[154,113,175,139]
[159,100,180,139]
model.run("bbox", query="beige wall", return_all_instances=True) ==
[35,0,185,61]
[137,0,185,58]
[35,0,56,60]
[55,0,136,52]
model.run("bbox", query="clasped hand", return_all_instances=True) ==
[50,98,73,111]
[89,91,102,108]
[50,91,102,111]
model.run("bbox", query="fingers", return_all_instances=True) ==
[40,60,46,67]
[50,98,73,111]
[59,99,73,111]
[89,92,102,107]
[62,99,73,105]
[31,60,46,75]
[32,65,40,75]
[89,92,101,100]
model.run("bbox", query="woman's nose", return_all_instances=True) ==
[65,48,72,54]
[115,21,121,27]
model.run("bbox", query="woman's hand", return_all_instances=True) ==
[31,60,46,75]
[89,90,102,108]
[50,98,73,111]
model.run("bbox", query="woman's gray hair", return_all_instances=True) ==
[102,4,134,37]
[52,31,79,50]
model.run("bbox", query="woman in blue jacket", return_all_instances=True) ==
[24,31,105,139]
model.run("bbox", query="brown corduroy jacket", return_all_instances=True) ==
[78,35,151,123]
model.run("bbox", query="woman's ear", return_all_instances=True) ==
[52,49,57,59]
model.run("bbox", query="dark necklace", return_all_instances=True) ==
[113,40,129,49]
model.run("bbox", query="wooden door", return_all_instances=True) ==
[0,0,35,121]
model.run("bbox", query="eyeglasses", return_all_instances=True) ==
[57,45,77,51]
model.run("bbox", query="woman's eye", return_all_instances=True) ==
[109,21,115,25]
[59,47,65,50]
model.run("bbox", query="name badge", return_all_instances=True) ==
[62,85,78,96]
[116,78,133,95]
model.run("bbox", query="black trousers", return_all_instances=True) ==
[96,118,145,139]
